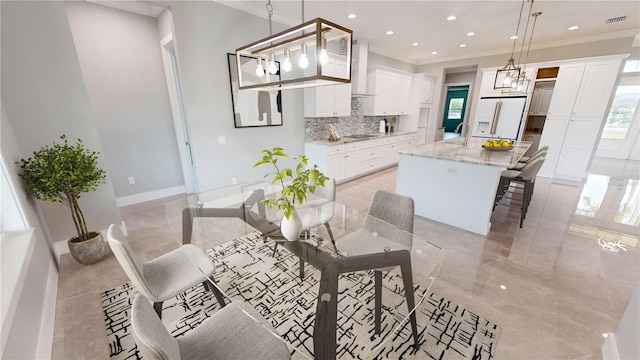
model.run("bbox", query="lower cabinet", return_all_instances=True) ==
[306,133,416,183]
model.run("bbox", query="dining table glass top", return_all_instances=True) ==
[165,181,444,359]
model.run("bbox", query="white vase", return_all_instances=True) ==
[281,209,302,241]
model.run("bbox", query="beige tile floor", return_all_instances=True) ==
[52,158,640,359]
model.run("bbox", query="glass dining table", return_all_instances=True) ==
[165,181,444,359]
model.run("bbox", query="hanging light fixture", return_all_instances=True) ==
[494,0,527,89]
[235,0,352,91]
[503,0,542,94]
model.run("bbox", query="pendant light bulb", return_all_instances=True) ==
[298,44,309,69]
[268,54,278,75]
[255,57,265,77]
[319,37,328,64]
[503,75,512,86]
[282,49,292,72]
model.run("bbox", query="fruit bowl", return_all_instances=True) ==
[482,145,513,151]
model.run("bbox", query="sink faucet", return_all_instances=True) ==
[455,122,470,146]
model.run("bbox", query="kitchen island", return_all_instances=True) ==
[396,137,531,235]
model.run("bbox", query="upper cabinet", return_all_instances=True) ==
[529,82,554,115]
[572,60,622,117]
[364,67,412,115]
[304,54,352,117]
[419,73,436,105]
[546,62,586,118]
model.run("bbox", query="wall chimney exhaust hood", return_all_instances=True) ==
[351,39,371,97]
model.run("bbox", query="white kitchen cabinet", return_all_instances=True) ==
[546,63,586,118]
[364,68,413,115]
[571,60,622,117]
[305,133,416,183]
[304,55,352,117]
[479,70,503,97]
[538,56,623,181]
[419,73,436,104]
[529,85,554,115]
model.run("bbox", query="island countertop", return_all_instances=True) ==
[399,137,532,168]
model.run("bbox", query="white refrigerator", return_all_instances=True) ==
[472,96,527,140]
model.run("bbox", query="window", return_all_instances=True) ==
[447,98,464,119]
[0,152,28,232]
[601,83,640,140]
[623,59,640,73]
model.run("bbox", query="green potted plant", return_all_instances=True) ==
[19,135,107,264]
[254,147,329,241]
[388,116,397,133]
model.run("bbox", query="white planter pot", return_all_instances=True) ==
[280,210,302,241]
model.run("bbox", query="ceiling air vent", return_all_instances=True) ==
[606,16,627,24]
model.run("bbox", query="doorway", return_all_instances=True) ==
[442,85,470,135]
[160,34,199,193]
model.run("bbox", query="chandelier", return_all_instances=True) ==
[494,0,528,89]
[235,0,353,91]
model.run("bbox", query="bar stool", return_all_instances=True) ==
[509,145,548,170]
[494,156,546,227]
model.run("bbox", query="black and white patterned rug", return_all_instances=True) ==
[102,233,500,359]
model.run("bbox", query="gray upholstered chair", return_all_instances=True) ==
[131,294,291,360]
[335,190,415,336]
[106,224,226,318]
[494,156,546,227]
[509,145,548,170]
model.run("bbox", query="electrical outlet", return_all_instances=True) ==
[128,176,135,185]
[231,177,237,185]
[446,168,457,174]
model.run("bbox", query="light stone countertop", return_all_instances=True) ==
[306,130,416,145]
[400,137,532,168]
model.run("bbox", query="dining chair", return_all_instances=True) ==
[106,224,226,318]
[130,294,291,360]
[334,190,416,339]
[509,145,548,170]
[297,178,337,247]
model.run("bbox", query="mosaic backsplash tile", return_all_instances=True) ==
[305,97,397,141]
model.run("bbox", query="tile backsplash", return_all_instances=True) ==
[305,97,392,141]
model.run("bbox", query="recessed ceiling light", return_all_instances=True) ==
[459,44,467,48]
[568,25,579,31]
[447,15,456,21]
[431,51,438,55]
[467,32,475,36]
[386,30,394,35]
[510,35,518,40]
[347,13,357,19]
[499,284,507,290]
[412,42,419,46]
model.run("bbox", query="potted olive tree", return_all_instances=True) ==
[254,147,329,241]
[19,135,107,264]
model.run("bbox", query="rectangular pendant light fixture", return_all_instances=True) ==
[235,18,352,91]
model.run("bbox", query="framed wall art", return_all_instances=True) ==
[227,53,283,128]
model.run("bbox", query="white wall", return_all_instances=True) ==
[1,102,57,359]
[65,2,184,198]
[1,1,120,242]
[168,1,306,191]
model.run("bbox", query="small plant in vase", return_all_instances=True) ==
[388,116,397,133]
[254,147,329,241]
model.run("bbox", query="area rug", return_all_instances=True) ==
[102,232,500,359]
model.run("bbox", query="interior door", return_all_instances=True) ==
[442,85,469,132]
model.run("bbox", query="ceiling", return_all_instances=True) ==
[216,0,640,65]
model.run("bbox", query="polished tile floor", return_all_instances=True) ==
[52,158,640,359]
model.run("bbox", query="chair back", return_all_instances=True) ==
[519,156,546,181]
[313,178,336,201]
[131,295,181,360]
[106,224,158,300]
[364,190,414,247]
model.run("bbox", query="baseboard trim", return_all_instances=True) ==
[602,333,619,360]
[36,258,58,359]
[116,185,185,207]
